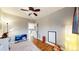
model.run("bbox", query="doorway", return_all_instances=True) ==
[28,23,38,41]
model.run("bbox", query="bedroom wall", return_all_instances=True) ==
[64,8,79,51]
[1,12,35,43]
[0,9,1,30]
[0,8,2,36]
[36,7,74,48]
[78,35,79,50]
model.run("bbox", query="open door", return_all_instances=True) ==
[28,23,38,41]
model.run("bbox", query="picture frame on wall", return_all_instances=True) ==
[72,7,79,34]
[48,31,57,44]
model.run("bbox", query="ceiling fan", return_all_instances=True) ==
[20,7,40,16]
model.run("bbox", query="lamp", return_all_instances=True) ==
[6,23,8,33]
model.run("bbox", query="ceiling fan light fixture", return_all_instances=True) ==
[20,7,40,16]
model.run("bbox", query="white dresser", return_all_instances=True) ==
[0,38,10,51]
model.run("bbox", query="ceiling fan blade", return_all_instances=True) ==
[28,13,32,16]
[29,7,34,11]
[34,9,40,12]
[33,13,37,16]
[20,9,28,11]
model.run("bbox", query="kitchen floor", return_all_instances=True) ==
[10,40,40,51]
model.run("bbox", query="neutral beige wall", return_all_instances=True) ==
[78,35,79,50]
[0,9,1,30]
[36,7,74,48]
[0,9,1,29]
[1,12,35,42]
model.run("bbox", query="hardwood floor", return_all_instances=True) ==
[33,39,61,51]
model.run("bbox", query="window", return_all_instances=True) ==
[48,31,56,44]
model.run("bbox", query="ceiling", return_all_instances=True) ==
[1,7,63,20]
